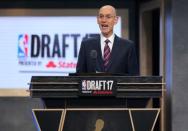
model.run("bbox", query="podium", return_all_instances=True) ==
[30,75,165,131]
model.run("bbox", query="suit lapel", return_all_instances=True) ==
[95,37,105,72]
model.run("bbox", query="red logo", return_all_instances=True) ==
[46,61,56,68]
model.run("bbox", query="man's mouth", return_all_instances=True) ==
[101,25,108,29]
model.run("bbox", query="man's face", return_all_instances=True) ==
[97,6,118,38]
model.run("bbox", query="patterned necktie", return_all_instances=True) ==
[103,39,111,71]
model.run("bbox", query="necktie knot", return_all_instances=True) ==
[105,39,110,45]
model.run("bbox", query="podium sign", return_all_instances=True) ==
[29,76,163,98]
[79,77,117,96]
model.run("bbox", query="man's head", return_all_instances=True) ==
[97,5,118,38]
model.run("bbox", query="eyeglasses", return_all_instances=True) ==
[98,14,115,20]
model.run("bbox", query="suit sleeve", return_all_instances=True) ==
[127,43,139,75]
[76,40,87,73]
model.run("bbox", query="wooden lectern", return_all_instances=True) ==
[29,75,165,131]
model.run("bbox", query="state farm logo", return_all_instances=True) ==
[45,61,76,69]
[46,61,57,68]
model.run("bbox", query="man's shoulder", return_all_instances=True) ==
[115,36,134,46]
[82,35,100,43]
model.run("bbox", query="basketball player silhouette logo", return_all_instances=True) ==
[94,119,104,131]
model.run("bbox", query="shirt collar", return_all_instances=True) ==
[101,33,115,44]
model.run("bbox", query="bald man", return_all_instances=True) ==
[76,5,139,75]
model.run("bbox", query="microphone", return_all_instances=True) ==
[90,50,97,72]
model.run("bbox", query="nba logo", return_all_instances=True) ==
[82,80,87,90]
[18,34,28,58]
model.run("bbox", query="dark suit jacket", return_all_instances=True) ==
[76,35,139,75]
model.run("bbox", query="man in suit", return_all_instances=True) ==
[76,5,139,75]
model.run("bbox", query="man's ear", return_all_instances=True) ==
[97,16,99,25]
[114,16,119,25]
